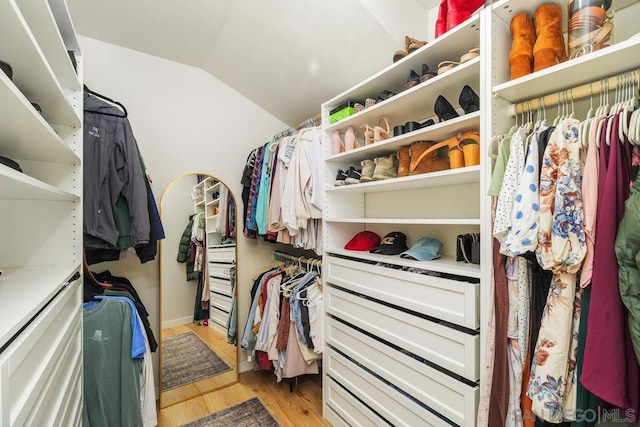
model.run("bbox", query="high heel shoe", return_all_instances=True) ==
[344,127,357,150]
[360,124,374,145]
[373,117,391,142]
[434,95,460,122]
[331,130,345,154]
[458,85,480,114]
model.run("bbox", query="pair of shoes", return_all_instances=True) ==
[405,64,437,90]
[393,36,428,62]
[409,131,480,175]
[335,167,362,186]
[393,121,428,137]
[437,47,481,75]
[331,127,361,154]
[509,5,566,80]
[377,90,396,103]
[361,117,391,145]
[360,155,399,182]
[434,85,479,122]
[354,98,377,112]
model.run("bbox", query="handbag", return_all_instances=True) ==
[408,141,450,175]
[456,233,480,264]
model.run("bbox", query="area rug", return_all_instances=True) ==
[182,397,280,427]
[161,331,231,391]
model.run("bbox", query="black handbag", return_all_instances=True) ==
[456,233,480,264]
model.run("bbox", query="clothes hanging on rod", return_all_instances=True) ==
[82,269,157,427]
[240,127,323,253]
[480,70,640,425]
[241,251,324,383]
[83,88,165,265]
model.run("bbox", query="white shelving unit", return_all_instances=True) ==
[321,12,484,427]
[193,177,236,336]
[0,0,82,424]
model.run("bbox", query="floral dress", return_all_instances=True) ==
[527,118,586,422]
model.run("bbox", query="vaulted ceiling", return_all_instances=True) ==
[67,0,439,126]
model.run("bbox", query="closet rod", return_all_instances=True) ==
[509,68,640,116]
[273,250,322,267]
[295,113,321,130]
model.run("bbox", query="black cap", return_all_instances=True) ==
[370,232,408,255]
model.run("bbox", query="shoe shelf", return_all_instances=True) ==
[206,182,221,193]
[327,248,481,279]
[326,218,481,225]
[322,13,481,116]
[493,35,640,103]
[327,112,480,163]
[324,57,480,134]
[206,198,221,207]
[0,264,79,350]
[329,166,480,193]
[15,0,80,91]
[0,71,80,165]
[0,164,80,201]
[0,0,80,128]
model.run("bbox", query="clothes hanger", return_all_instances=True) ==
[83,250,112,289]
[83,84,128,118]
[553,91,563,126]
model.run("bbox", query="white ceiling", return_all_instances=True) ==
[66,0,439,126]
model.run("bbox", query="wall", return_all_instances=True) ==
[79,36,288,382]
[159,175,199,328]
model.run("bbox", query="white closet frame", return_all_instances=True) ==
[194,177,236,335]
[0,0,83,425]
[321,0,640,425]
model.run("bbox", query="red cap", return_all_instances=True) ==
[344,231,381,251]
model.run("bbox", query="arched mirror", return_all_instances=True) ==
[159,173,238,408]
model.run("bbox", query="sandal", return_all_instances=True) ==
[438,60,460,74]
[360,124,374,145]
[377,90,396,103]
[460,47,480,63]
[373,117,392,142]
[409,131,480,174]
[406,36,427,53]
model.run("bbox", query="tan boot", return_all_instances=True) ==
[508,12,535,80]
[397,147,410,177]
[533,4,568,72]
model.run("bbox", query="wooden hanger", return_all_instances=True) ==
[83,249,112,289]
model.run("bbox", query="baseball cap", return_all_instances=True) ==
[400,237,442,261]
[344,231,381,251]
[370,232,408,255]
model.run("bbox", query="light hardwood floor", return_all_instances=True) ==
[158,323,328,426]
[158,370,327,426]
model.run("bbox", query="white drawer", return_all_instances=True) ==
[326,286,479,381]
[327,318,478,425]
[326,348,451,427]
[207,245,235,263]
[210,277,232,297]
[208,262,233,279]
[0,279,81,427]
[210,292,233,312]
[326,255,479,329]
[211,305,230,323]
[324,376,388,427]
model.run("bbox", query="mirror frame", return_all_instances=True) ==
[158,172,239,408]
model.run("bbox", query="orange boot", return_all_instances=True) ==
[509,12,535,80]
[533,4,568,72]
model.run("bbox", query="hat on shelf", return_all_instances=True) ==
[344,231,381,251]
[0,155,23,173]
[400,237,442,261]
[0,60,13,81]
[369,231,408,255]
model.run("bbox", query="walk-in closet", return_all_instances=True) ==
[2,0,640,426]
